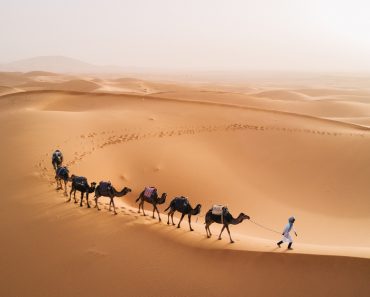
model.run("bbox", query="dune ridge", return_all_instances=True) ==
[2,89,370,131]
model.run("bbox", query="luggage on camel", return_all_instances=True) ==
[211,204,228,224]
[211,204,227,216]
[178,196,189,206]
[99,181,112,194]
[74,176,87,186]
[56,166,69,176]
[144,186,156,198]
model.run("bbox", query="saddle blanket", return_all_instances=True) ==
[74,176,87,186]
[144,187,156,198]
[212,204,225,216]
[56,166,69,176]
[99,181,112,193]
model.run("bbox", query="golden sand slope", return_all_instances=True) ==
[0,73,369,297]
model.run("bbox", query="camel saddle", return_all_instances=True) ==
[211,204,227,216]
[144,187,156,198]
[74,176,87,186]
[178,196,189,206]
[99,181,112,193]
[56,166,69,176]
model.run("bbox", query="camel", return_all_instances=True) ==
[68,175,97,208]
[94,181,131,215]
[55,166,70,196]
[52,150,63,170]
[135,187,167,221]
[205,207,250,243]
[164,196,201,231]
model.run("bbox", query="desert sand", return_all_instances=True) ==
[0,71,369,297]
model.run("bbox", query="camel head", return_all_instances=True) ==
[239,213,250,221]
[157,192,167,204]
[89,182,97,191]
[124,187,132,193]
[193,204,202,215]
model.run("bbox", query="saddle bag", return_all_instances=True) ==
[144,187,156,198]
[211,204,225,216]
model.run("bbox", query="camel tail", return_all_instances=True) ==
[164,205,171,212]
[135,195,141,203]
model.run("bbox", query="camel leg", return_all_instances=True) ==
[111,198,117,215]
[141,201,146,216]
[188,214,194,231]
[138,199,142,213]
[152,204,156,219]
[154,205,161,221]
[205,222,213,238]
[56,177,61,190]
[95,196,101,211]
[73,190,77,203]
[171,211,175,225]
[68,188,72,202]
[86,193,90,208]
[218,225,226,240]
[177,213,185,228]
[167,210,172,225]
[79,192,83,207]
[109,198,112,211]
[137,198,142,213]
[64,180,68,196]
[226,225,234,243]
[67,188,73,202]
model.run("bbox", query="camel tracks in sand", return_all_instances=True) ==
[35,121,366,185]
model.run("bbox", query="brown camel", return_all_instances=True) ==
[135,187,167,221]
[164,196,201,231]
[205,207,250,243]
[94,181,132,215]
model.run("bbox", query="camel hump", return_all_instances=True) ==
[144,186,156,198]
[211,204,227,216]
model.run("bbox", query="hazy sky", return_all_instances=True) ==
[1,0,370,72]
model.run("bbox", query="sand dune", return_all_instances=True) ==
[0,72,369,297]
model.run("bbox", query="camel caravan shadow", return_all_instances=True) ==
[52,150,251,243]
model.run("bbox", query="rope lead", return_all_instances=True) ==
[249,219,281,234]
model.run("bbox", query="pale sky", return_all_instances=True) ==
[1,0,370,72]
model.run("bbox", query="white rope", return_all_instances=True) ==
[248,219,281,234]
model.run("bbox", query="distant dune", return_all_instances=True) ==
[24,71,58,77]
[19,79,100,92]
[0,56,130,74]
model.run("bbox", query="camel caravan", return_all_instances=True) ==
[52,149,251,243]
